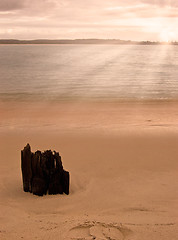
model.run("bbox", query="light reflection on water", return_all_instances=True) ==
[0,44,178,101]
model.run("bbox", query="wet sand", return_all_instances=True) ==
[0,101,178,239]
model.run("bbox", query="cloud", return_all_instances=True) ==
[141,0,178,8]
[114,0,178,8]
[0,0,178,40]
[0,0,58,13]
[104,2,178,19]
[0,0,24,11]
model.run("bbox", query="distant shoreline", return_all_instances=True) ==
[0,39,178,45]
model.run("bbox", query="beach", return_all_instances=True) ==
[0,100,178,239]
[1,1,178,238]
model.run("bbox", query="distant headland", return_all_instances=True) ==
[0,39,178,45]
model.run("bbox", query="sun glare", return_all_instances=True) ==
[160,30,177,42]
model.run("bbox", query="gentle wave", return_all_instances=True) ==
[0,44,178,101]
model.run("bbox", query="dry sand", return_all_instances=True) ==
[0,101,178,239]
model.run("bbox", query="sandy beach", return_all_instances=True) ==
[0,101,178,239]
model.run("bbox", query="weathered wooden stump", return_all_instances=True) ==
[21,144,70,196]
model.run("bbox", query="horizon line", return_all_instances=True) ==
[0,38,178,44]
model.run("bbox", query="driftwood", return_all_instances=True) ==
[21,144,69,196]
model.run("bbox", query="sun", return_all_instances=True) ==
[160,30,177,42]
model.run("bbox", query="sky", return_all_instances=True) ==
[0,0,178,41]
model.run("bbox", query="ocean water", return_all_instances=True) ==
[0,44,178,102]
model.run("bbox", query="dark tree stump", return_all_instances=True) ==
[48,171,63,195]
[62,170,70,195]
[32,177,47,196]
[21,144,32,192]
[21,144,70,196]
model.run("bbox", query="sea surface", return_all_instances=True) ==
[0,44,178,102]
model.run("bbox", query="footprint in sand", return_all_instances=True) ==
[66,221,131,240]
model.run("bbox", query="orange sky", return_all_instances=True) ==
[0,0,178,41]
